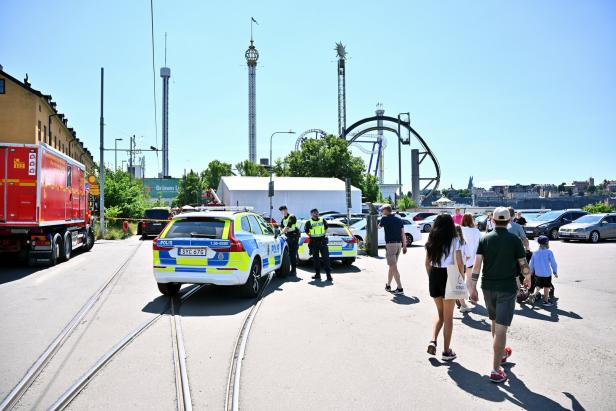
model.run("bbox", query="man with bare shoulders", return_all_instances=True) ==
[467,207,531,384]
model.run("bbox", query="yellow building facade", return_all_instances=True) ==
[0,67,95,170]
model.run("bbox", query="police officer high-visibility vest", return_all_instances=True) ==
[282,214,299,235]
[308,217,326,237]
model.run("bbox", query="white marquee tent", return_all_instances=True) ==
[217,176,362,219]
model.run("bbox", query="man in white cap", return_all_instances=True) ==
[467,207,531,384]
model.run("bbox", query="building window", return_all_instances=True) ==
[0,79,5,94]
[38,121,42,141]
[43,125,47,143]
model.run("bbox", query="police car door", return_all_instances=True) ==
[246,215,273,273]
[255,215,281,270]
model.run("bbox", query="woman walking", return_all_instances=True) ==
[425,214,465,361]
[460,213,481,312]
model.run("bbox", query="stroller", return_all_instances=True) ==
[517,249,556,305]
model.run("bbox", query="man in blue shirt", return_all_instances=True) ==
[379,205,407,294]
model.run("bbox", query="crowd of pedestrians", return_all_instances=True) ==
[376,206,558,384]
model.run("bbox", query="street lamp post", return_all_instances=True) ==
[397,112,410,199]
[114,138,123,171]
[269,130,295,221]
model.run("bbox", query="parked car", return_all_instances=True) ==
[139,207,172,238]
[350,216,422,246]
[524,209,588,239]
[558,213,616,243]
[405,212,437,222]
[153,210,290,297]
[296,220,358,265]
[417,214,438,232]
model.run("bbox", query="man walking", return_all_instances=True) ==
[379,205,407,294]
[304,208,332,282]
[279,205,299,275]
[468,207,531,383]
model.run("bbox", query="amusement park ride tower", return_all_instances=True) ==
[336,42,347,137]
[246,21,259,163]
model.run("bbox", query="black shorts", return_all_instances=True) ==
[535,276,553,288]
[483,289,517,326]
[429,267,448,298]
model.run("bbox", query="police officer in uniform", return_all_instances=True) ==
[304,208,332,282]
[279,205,299,275]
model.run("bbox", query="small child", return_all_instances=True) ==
[528,236,558,306]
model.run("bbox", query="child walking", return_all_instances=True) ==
[529,236,558,306]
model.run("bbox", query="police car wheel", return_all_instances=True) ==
[275,248,290,278]
[240,261,261,298]
[342,257,355,266]
[157,282,181,296]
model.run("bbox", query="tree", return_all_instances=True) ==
[397,194,417,210]
[582,202,615,214]
[175,170,203,206]
[235,160,269,177]
[558,182,566,192]
[361,174,380,203]
[200,160,233,189]
[275,135,365,187]
[103,168,147,219]
[587,185,597,195]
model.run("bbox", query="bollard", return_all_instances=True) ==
[122,220,129,238]
[366,203,379,257]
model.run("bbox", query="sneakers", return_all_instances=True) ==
[385,284,392,292]
[311,273,321,280]
[393,288,404,295]
[459,305,473,313]
[490,368,508,383]
[501,346,512,364]
[326,274,333,282]
[427,341,437,355]
[441,349,457,361]
[542,300,553,307]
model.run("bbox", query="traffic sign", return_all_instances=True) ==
[87,175,97,184]
[90,184,100,196]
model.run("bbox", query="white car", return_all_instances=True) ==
[417,214,438,232]
[350,216,422,246]
[296,220,358,266]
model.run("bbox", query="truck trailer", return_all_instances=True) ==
[0,143,95,265]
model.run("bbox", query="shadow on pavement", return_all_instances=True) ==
[430,360,571,410]
[308,279,334,288]
[391,294,419,305]
[514,303,583,323]
[460,313,491,332]
[563,392,587,411]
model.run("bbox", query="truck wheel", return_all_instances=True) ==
[84,228,95,251]
[49,234,61,266]
[240,260,261,298]
[60,232,72,261]
[275,248,290,278]
[157,282,181,296]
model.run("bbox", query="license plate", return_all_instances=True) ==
[178,248,207,256]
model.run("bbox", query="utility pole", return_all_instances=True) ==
[99,67,105,238]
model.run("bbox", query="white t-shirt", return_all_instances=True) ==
[460,226,481,267]
[432,238,461,267]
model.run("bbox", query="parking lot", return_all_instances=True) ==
[1,235,614,410]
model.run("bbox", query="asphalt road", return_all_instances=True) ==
[1,235,614,410]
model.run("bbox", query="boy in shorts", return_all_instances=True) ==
[528,236,558,306]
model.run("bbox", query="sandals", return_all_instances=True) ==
[427,340,437,355]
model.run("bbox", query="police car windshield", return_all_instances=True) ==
[164,218,225,239]
[327,225,349,236]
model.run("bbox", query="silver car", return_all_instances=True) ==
[558,213,616,243]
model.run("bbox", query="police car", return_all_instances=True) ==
[153,209,290,297]
[296,220,358,266]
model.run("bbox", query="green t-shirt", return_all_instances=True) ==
[477,227,525,292]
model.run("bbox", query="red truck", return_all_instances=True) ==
[0,143,95,266]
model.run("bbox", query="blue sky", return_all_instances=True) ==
[2,0,615,190]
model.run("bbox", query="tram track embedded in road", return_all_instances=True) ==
[225,273,274,411]
[0,241,144,411]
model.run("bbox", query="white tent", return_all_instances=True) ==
[217,176,362,219]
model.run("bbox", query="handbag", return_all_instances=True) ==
[445,264,468,300]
